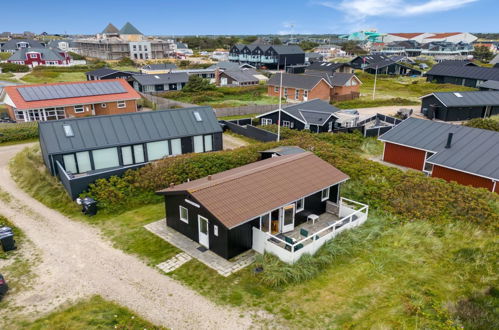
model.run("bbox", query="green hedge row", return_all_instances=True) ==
[0,63,29,72]
[0,122,38,143]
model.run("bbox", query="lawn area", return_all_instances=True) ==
[12,295,164,330]
[21,71,87,84]
[8,134,498,328]
[162,85,281,108]
[0,73,20,83]
[334,71,477,109]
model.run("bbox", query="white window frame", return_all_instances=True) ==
[214,225,218,237]
[296,198,305,212]
[261,118,272,125]
[179,205,189,223]
[117,101,126,109]
[274,86,278,92]
[74,105,84,113]
[303,90,308,98]
[282,120,291,128]
[295,89,299,100]
[29,53,38,58]
[321,187,330,201]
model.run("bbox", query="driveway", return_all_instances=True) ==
[0,143,259,329]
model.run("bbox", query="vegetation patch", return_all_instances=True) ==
[0,122,39,145]
[12,295,163,330]
[463,116,499,131]
[0,63,29,73]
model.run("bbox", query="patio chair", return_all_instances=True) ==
[300,228,309,237]
[294,243,304,251]
[284,236,294,251]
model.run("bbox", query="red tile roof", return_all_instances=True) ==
[158,152,349,228]
[426,32,461,39]
[389,33,424,39]
[3,79,140,110]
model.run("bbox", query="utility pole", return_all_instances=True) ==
[372,65,378,100]
[277,57,286,142]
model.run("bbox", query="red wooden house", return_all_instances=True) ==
[7,48,71,67]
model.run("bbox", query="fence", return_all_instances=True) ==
[140,93,197,109]
[223,121,277,142]
[331,92,360,102]
[358,113,404,138]
[214,103,284,118]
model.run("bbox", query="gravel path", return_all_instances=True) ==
[223,133,249,149]
[0,143,260,329]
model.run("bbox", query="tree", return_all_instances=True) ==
[341,41,368,55]
[242,36,258,44]
[117,57,135,67]
[299,40,319,51]
[463,118,499,132]
[472,46,494,62]
[271,37,282,45]
[182,75,215,92]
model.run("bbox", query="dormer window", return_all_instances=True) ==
[29,53,38,59]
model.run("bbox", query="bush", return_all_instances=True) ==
[117,57,135,67]
[333,97,419,109]
[182,75,216,92]
[0,122,38,143]
[463,118,499,132]
[0,62,30,73]
[68,51,85,60]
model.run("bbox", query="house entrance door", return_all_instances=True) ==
[197,215,209,248]
[281,204,295,233]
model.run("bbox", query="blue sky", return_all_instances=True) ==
[2,0,498,35]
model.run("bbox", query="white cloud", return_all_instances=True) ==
[316,0,478,20]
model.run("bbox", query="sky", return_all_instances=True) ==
[1,0,498,35]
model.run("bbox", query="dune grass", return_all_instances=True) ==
[12,295,164,330]
[21,71,87,84]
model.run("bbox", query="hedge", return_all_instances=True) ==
[0,62,30,72]
[463,117,499,132]
[0,122,38,143]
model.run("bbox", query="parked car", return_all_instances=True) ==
[0,274,8,299]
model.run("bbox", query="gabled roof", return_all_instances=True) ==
[86,68,134,78]
[3,79,140,110]
[141,63,177,71]
[102,23,119,34]
[47,39,77,48]
[423,91,499,107]
[8,48,65,61]
[478,80,499,91]
[388,33,424,39]
[379,117,499,180]
[39,106,222,155]
[304,71,359,87]
[207,61,241,70]
[222,70,259,83]
[131,72,189,86]
[158,152,349,228]
[353,54,393,65]
[119,22,142,35]
[267,72,329,90]
[426,63,499,81]
[283,99,340,125]
[437,60,477,67]
[306,61,351,72]
[230,44,304,55]
[260,146,306,156]
[0,39,45,51]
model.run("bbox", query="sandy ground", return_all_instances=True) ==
[223,133,249,149]
[0,143,264,329]
[355,105,419,119]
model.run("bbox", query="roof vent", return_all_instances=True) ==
[208,175,212,181]
[445,132,453,148]
[453,92,463,97]
[63,125,74,137]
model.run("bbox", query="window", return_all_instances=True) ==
[303,90,308,98]
[193,135,204,153]
[321,187,330,201]
[284,88,288,97]
[214,225,218,237]
[93,147,119,170]
[147,140,169,161]
[328,121,333,132]
[193,111,202,122]
[204,135,212,152]
[290,121,294,128]
[295,89,299,100]
[101,103,107,108]
[261,213,270,233]
[179,206,188,223]
[171,139,182,156]
[76,151,92,173]
[296,198,305,212]
[121,146,133,166]
[133,144,145,163]
[274,86,278,93]
[63,154,77,174]
[133,45,137,51]
[74,105,84,113]
[29,53,38,58]
[117,101,126,108]
[63,125,74,137]
[261,118,272,125]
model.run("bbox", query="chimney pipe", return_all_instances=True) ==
[169,183,174,188]
[208,175,212,181]
[445,132,453,148]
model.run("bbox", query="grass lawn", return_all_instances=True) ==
[21,71,87,84]
[12,295,164,330]
[334,71,477,109]
[0,73,21,83]
[162,85,280,108]
[8,140,498,328]
[219,113,258,120]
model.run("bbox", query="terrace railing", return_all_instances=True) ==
[252,197,369,264]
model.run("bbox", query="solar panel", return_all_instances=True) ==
[18,81,127,101]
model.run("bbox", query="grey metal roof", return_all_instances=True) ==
[8,48,64,61]
[260,146,305,156]
[18,80,126,101]
[0,39,45,51]
[102,23,119,34]
[378,117,499,180]
[39,107,222,155]
[231,44,304,55]
[86,68,130,78]
[490,54,499,65]
[207,61,241,70]
[267,73,327,90]
[436,60,477,67]
[142,63,177,71]
[222,70,258,83]
[306,61,349,72]
[426,64,499,81]
[427,91,499,107]
[47,39,77,48]
[119,22,142,35]
[330,73,356,86]
[282,99,340,125]
[477,80,499,91]
[132,72,189,86]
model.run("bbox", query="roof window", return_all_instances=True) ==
[193,111,203,122]
[63,125,74,137]
[154,75,160,79]
[453,92,463,97]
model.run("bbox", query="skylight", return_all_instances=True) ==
[154,75,160,79]
[454,92,463,97]
[193,111,203,122]
[63,125,74,137]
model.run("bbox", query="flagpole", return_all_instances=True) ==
[277,58,286,142]
[372,65,378,100]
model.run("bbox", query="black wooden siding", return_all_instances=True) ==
[421,95,493,121]
[259,111,337,133]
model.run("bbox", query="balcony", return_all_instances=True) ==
[252,198,368,264]
[228,55,239,61]
[260,56,277,64]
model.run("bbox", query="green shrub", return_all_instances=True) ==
[117,57,135,67]
[333,97,419,109]
[463,118,499,132]
[0,62,29,72]
[0,122,38,143]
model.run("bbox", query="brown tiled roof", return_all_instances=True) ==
[389,33,424,39]
[158,152,349,228]
[426,32,461,39]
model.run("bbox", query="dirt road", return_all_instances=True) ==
[0,143,259,329]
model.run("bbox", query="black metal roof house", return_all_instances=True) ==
[420,91,499,121]
[39,107,223,199]
[425,63,499,88]
[478,80,499,91]
[256,99,340,133]
[229,44,305,69]
[350,55,421,75]
[86,68,137,81]
[131,72,189,93]
[305,61,354,74]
